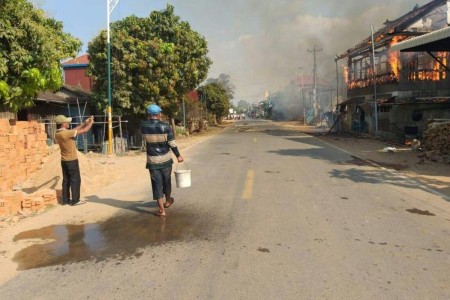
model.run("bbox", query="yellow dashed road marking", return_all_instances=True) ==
[242,170,255,200]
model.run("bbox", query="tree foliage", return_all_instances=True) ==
[88,5,212,119]
[0,0,82,112]
[207,73,235,100]
[236,99,250,113]
[198,82,230,122]
[260,99,273,119]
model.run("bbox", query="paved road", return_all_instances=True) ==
[2,120,450,299]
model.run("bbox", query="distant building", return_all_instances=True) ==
[62,54,92,92]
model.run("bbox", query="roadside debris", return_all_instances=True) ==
[422,121,450,155]
[382,147,397,153]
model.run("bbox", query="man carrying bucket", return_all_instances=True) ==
[141,104,184,217]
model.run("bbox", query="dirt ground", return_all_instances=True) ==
[277,121,450,198]
[0,125,225,220]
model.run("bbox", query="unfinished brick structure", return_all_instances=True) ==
[0,119,57,216]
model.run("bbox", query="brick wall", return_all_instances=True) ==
[0,189,58,215]
[0,119,53,216]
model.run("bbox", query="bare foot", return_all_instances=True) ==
[155,211,166,217]
[164,197,174,208]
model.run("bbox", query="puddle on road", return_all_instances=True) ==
[13,211,216,270]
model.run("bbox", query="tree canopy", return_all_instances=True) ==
[236,99,250,113]
[207,73,235,100]
[88,4,212,119]
[0,0,82,112]
[198,82,230,122]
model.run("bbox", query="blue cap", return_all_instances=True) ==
[147,104,162,115]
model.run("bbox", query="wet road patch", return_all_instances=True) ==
[406,208,435,216]
[13,211,216,270]
[257,247,270,253]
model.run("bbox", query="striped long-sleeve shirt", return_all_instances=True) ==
[141,119,181,170]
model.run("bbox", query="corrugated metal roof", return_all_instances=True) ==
[336,0,446,59]
[62,54,90,66]
[36,85,91,104]
[390,26,450,51]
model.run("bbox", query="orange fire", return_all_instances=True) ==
[414,52,448,81]
[434,52,447,80]
[388,36,406,79]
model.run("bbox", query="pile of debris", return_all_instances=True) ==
[422,121,450,155]
[0,189,57,217]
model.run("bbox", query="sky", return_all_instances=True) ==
[33,0,431,103]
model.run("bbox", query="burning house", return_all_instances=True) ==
[336,0,450,138]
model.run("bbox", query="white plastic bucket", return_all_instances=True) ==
[175,164,191,188]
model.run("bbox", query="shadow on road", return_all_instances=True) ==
[267,147,350,165]
[264,124,450,199]
[329,167,449,199]
[86,195,158,214]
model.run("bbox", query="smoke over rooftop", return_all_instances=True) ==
[169,0,431,103]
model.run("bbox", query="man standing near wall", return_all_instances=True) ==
[55,115,94,206]
[141,104,184,217]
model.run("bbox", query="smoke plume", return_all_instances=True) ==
[169,0,431,103]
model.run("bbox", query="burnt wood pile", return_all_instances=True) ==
[422,121,450,155]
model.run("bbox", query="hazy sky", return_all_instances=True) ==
[34,0,431,103]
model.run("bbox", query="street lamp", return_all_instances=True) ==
[106,0,119,155]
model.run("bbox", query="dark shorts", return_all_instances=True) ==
[149,167,172,200]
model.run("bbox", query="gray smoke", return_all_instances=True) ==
[168,0,431,104]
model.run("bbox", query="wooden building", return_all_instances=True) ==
[336,0,450,138]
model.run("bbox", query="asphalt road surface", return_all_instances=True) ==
[2,120,450,299]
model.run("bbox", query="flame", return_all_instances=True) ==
[388,36,405,79]
[413,52,447,81]
[434,52,447,80]
[388,52,399,78]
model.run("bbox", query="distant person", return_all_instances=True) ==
[54,115,94,206]
[141,104,184,217]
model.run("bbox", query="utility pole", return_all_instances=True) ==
[298,67,305,124]
[307,45,323,118]
[334,56,339,127]
[106,0,120,155]
[371,25,379,134]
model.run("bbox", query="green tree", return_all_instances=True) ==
[261,99,273,119]
[198,82,230,123]
[0,0,82,112]
[236,99,250,114]
[207,73,235,100]
[88,5,211,127]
